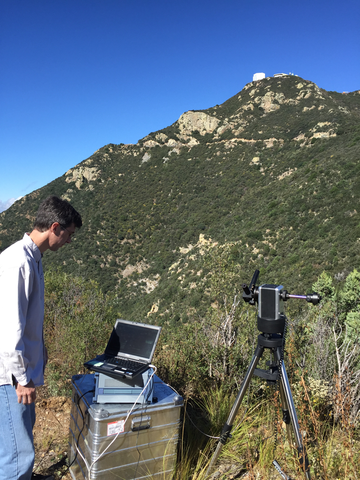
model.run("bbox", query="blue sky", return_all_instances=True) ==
[1,0,359,212]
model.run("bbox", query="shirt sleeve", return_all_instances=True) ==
[0,262,33,386]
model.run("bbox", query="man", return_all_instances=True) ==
[0,195,82,480]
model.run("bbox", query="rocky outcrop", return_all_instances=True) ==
[178,111,220,135]
[65,166,100,189]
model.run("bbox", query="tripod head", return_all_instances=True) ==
[242,269,321,335]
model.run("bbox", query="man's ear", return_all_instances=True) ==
[50,222,61,233]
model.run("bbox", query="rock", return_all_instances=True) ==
[178,111,220,135]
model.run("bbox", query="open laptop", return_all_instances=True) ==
[84,319,161,381]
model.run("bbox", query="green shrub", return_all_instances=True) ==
[43,271,115,395]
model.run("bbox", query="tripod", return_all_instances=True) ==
[206,272,319,480]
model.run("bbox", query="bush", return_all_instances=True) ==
[43,271,115,395]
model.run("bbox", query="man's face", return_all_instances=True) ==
[49,222,76,251]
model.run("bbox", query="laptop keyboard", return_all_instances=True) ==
[106,357,143,371]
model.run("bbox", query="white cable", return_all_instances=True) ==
[86,365,157,479]
[74,433,88,471]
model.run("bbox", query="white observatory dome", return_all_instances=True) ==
[253,73,265,82]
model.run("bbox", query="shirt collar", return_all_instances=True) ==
[24,233,42,263]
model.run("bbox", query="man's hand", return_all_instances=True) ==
[15,380,36,404]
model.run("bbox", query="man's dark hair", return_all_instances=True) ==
[34,196,82,232]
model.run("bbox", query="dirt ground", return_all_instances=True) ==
[33,394,73,480]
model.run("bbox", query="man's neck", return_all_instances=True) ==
[29,229,50,254]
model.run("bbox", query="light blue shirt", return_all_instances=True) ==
[0,233,46,387]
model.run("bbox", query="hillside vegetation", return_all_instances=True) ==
[41,268,360,479]
[1,75,360,325]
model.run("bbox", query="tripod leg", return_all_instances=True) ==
[275,349,311,480]
[279,381,295,447]
[206,344,264,477]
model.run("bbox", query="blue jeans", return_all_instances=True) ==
[0,384,36,480]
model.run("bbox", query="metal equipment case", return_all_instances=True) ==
[68,374,183,480]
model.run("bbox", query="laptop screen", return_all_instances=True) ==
[105,319,161,361]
